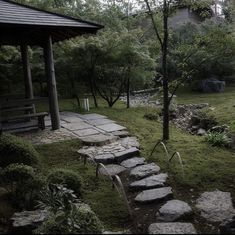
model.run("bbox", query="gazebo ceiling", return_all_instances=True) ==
[0,0,104,46]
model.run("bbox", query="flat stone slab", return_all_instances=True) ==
[87,118,116,126]
[114,147,140,163]
[99,164,126,176]
[11,210,49,229]
[130,163,161,179]
[135,187,173,203]
[120,137,140,149]
[130,173,168,190]
[97,123,127,133]
[120,157,145,168]
[157,200,193,222]
[61,116,84,123]
[80,114,107,120]
[196,190,235,223]
[62,122,92,131]
[80,134,118,146]
[73,128,101,137]
[94,154,115,164]
[148,223,197,234]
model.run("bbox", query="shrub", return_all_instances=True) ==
[0,164,45,209]
[0,134,40,168]
[35,205,103,234]
[36,185,103,234]
[205,132,231,147]
[47,169,82,196]
[144,112,160,121]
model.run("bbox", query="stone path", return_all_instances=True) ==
[19,112,128,145]
[18,112,235,234]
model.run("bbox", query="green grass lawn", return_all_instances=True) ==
[35,86,235,231]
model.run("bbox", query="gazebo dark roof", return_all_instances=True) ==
[0,0,103,45]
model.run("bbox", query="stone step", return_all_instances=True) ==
[114,147,140,163]
[135,187,173,204]
[120,157,145,169]
[129,173,168,190]
[98,164,127,176]
[130,163,161,180]
[94,147,140,165]
[80,134,119,146]
[148,223,197,234]
[156,200,193,222]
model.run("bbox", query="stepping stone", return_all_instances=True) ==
[195,190,235,223]
[62,122,92,131]
[120,137,140,149]
[148,223,197,234]
[120,157,145,168]
[114,147,140,163]
[80,134,118,146]
[87,118,115,126]
[130,163,160,179]
[97,123,127,133]
[130,173,168,190]
[156,200,193,222]
[135,187,173,203]
[98,164,126,176]
[73,128,101,137]
[94,154,115,164]
[80,114,107,121]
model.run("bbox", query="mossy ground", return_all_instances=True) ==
[25,86,235,231]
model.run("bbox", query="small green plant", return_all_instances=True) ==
[36,185,103,234]
[144,112,160,121]
[0,134,40,168]
[205,132,231,148]
[47,169,83,196]
[0,164,45,209]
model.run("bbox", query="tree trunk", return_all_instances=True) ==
[162,0,169,141]
[127,68,130,109]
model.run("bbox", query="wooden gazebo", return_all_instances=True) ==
[0,0,103,130]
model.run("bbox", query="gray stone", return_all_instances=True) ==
[80,114,107,120]
[95,154,115,164]
[120,137,140,149]
[62,122,92,131]
[61,116,84,123]
[114,147,140,163]
[99,164,126,176]
[196,190,235,223]
[157,200,193,222]
[87,118,115,126]
[97,123,127,133]
[80,134,118,146]
[11,210,48,231]
[120,157,145,168]
[73,128,101,137]
[135,187,173,203]
[197,128,207,136]
[148,223,197,234]
[130,174,168,190]
[130,163,161,179]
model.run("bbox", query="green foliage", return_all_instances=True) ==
[47,169,82,196]
[0,164,45,209]
[144,112,160,121]
[0,134,40,168]
[36,184,103,234]
[205,131,231,147]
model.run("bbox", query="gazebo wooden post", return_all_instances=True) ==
[21,44,34,100]
[43,35,61,130]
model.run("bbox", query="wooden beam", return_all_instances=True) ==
[43,35,60,130]
[20,45,34,99]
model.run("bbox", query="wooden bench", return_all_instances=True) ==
[0,98,49,132]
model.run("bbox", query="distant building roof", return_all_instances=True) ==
[0,0,104,45]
